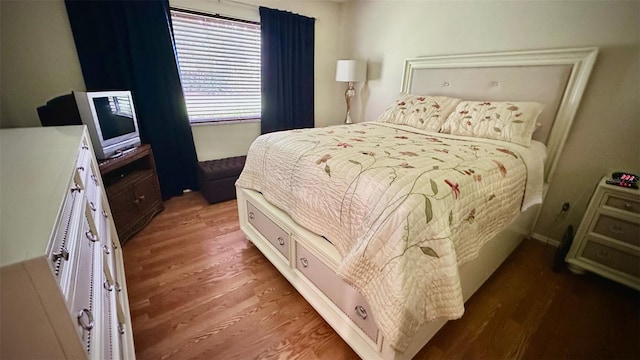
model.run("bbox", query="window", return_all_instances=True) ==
[170,9,261,124]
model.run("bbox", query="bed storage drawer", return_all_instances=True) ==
[295,242,379,342]
[246,201,290,260]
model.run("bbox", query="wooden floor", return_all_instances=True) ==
[123,191,639,360]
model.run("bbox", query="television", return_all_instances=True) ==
[73,91,141,159]
[37,90,142,160]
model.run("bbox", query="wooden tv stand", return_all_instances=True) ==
[99,144,164,244]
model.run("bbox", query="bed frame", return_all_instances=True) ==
[236,47,597,359]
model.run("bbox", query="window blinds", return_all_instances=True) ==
[171,9,261,123]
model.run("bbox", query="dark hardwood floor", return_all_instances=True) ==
[123,191,639,360]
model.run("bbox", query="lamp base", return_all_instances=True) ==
[344,82,355,124]
[345,111,353,124]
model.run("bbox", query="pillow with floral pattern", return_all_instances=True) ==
[440,101,544,147]
[377,93,462,132]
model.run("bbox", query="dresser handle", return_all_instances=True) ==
[82,144,89,150]
[102,210,108,218]
[70,183,82,194]
[596,249,612,261]
[103,244,110,255]
[300,257,309,268]
[89,201,97,211]
[249,211,255,220]
[91,174,98,185]
[118,323,126,335]
[608,224,624,235]
[52,247,70,262]
[77,166,85,172]
[77,309,94,331]
[104,281,114,291]
[115,282,122,292]
[355,305,368,320]
[277,237,285,246]
[85,230,99,242]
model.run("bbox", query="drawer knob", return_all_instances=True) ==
[355,305,368,320]
[300,257,309,268]
[85,230,99,242]
[103,244,111,255]
[249,211,255,220]
[115,282,122,292]
[77,309,94,331]
[624,203,634,210]
[52,247,70,262]
[596,249,612,260]
[89,201,97,212]
[70,183,82,194]
[118,323,126,335]
[104,281,114,291]
[608,224,624,235]
[277,237,285,246]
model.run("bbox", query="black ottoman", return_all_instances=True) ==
[197,156,246,204]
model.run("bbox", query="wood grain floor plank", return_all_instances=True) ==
[124,192,639,360]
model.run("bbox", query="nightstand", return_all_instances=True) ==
[565,176,640,290]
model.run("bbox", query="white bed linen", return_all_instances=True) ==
[236,122,544,351]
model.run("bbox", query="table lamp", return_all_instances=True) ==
[336,60,367,124]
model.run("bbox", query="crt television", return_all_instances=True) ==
[38,90,142,160]
[75,90,141,159]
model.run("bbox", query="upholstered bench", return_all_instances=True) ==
[197,156,246,204]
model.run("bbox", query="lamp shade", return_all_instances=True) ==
[335,60,367,82]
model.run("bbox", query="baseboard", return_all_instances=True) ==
[531,232,560,247]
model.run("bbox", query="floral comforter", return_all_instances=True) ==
[236,122,544,352]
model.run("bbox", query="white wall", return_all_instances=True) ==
[0,0,85,129]
[338,0,640,240]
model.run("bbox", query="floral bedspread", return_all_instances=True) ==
[236,122,540,352]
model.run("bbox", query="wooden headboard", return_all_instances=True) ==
[401,47,598,183]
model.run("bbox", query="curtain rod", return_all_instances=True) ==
[219,0,258,9]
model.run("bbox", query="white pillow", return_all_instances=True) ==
[440,101,544,147]
[377,93,462,132]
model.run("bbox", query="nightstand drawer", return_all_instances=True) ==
[592,214,640,247]
[581,240,640,278]
[246,201,289,260]
[603,193,640,215]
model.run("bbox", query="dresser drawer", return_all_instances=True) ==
[295,242,379,342]
[102,273,122,360]
[591,214,640,247]
[70,214,100,356]
[581,239,640,278]
[246,201,289,260]
[75,140,91,188]
[49,177,85,291]
[602,193,640,216]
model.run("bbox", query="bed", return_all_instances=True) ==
[235,47,597,360]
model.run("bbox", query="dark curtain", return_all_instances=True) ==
[259,7,315,134]
[65,0,198,199]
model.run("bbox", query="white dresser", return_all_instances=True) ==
[0,126,135,359]
[566,176,640,290]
